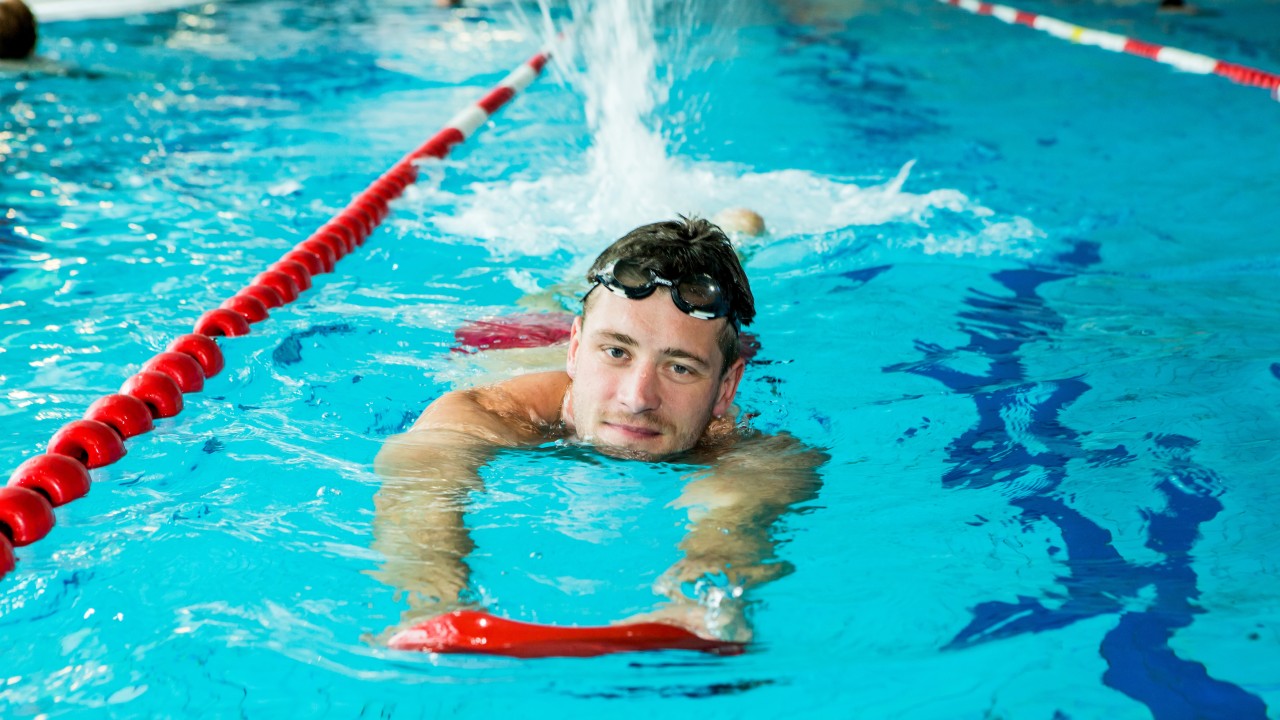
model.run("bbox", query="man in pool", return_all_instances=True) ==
[373,216,824,643]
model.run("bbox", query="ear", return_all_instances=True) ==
[565,315,583,379]
[712,357,746,418]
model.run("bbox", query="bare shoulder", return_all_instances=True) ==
[677,430,827,513]
[412,371,571,436]
[376,372,570,476]
[696,427,829,472]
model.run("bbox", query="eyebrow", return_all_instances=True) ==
[594,330,712,370]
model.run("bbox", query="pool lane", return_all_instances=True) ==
[884,242,1268,719]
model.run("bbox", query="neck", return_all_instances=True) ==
[559,383,578,438]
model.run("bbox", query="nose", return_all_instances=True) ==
[618,363,661,414]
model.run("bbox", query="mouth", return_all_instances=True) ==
[601,421,664,441]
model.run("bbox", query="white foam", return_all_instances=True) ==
[409,158,1041,262]
[405,0,1041,266]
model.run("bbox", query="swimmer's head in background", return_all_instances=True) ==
[0,0,36,60]
[583,216,755,370]
[712,208,766,238]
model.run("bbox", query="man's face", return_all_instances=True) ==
[565,287,744,459]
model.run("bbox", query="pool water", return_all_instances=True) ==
[3,0,1280,717]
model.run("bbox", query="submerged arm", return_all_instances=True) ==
[371,372,568,624]
[670,432,826,589]
[642,432,827,640]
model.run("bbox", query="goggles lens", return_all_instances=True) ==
[590,259,735,328]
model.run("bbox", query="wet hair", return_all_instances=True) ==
[0,0,36,60]
[583,216,755,373]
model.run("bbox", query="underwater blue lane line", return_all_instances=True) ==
[883,243,1268,717]
[1097,437,1268,720]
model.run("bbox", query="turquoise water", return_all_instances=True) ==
[3,0,1280,717]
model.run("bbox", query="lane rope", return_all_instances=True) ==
[938,0,1280,100]
[0,48,552,581]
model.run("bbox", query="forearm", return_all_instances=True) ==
[664,500,794,595]
[372,431,492,619]
[663,434,826,597]
[372,481,476,617]
[638,492,800,644]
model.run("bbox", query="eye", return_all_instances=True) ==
[603,346,628,360]
[667,362,704,381]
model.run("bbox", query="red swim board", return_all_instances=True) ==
[454,312,574,352]
[455,312,760,361]
[388,610,744,658]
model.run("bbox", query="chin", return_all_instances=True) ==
[594,444,663,461]
[584,428,681,461]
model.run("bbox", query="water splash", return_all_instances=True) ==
[571,0,673,217]
[415,0,1041,264]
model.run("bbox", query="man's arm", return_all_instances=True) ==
[371,372,569,625]
[638,432,827,640]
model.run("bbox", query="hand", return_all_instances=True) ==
[617,599,753,644]
[656,556,794,600]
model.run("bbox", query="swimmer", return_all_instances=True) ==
[713,206,770,264]
[712,207,766,238]
[0,0,36,60]
[515,207,767,314]
[374,216,825,643]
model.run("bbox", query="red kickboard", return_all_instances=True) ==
[454,312,575,352]
[454,311,760,361]
[388,610,745,658]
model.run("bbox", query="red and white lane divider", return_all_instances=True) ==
[938,0,1280,100]
[0,49,551,580]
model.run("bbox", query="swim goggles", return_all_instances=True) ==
[588,259,737,330]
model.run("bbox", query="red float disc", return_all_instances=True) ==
[387,610,745,658]
[0,486,56,547]
[327,216,364,247]
[85,393,154,439]
[222,294,270,323]
[311,230,350,260]
[368,181,401,202]
[389,162,417,183]
[340,207,373,237]
[383,172,410,192]
[477,86,516,114]
[237,284,285,311]
[251,270,300,303]
[195,308,252,337]
[269,259,312,292]
[8,454,91,507]
[120,370,184,418]
[347,205,377,236]
[280,249,325,276]
[47,419,126,469]
[142,351,206,394]
[414,128,465,160]
[295,240,337,273]
[354,197,386,223]
[168,334,224,378]
[323,223,359,253]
